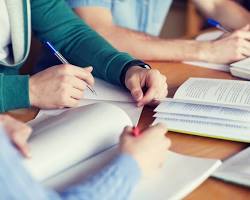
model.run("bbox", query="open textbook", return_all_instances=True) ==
[24,103,221,200]
[33,78,143,125]
[153,78,250,142]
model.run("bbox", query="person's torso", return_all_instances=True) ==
[0,0,11,61]
[0,0,31,74]
[110,0,173,36]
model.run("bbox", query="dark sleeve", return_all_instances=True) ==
[31,0,135,85]
[0,74,30,112]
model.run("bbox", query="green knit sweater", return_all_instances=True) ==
[0,0,134,112]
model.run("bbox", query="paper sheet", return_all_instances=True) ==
[84,78,134,102]
[153,116,250,142]
[45,146,221,200]
[24,103,133,181]
[33,100,142,126]
[174,78,250,108]
[33,78,142,125]
[213,147,250,187]
[183,30,229,72]
[231,57,250,71]
[154,101,250,122]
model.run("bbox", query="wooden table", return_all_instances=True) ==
[7,61,250,199]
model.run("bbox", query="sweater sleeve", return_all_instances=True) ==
[0,127,60,200]
[61,153,141,200]
[31,0,135,85]
[0,74,30,112]
[0,128,141,200]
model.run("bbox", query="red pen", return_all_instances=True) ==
[132,126,140,137]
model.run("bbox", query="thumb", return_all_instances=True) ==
[84,66,93,72]
[127,78,143,101]
[15,141,31,158]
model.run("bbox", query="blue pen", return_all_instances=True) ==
[207,18,231,33]
[45,41,97,95]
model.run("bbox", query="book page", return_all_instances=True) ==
[231,57,250,71]
[174,78,250,108]
[155,101,250,122]
[153,115,250,142]
[31,77,142,125]
[154,113,250,128]
[45,146,221,200]
[24,103,132,181]
[32,100,142,126]
[213,147,250,187]
[84,78,134,102]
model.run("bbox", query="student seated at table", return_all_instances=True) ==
[0,0,167,113]
[0,115,171,200]
[66,0,250,64]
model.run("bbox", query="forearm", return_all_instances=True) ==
[83,24,212,62]
[192,0,250,29]
[61,153,141,200]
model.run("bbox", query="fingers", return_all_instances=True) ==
[126,76,144,102]
[143,123,168,137]
[71,66,95,87]
[59,65,95,87]
[138,70,168,106]
[64,98,80,108]
[71,88,84,100]
[120,126,133,138]
[0,115,32,158]
[69,76,88,91]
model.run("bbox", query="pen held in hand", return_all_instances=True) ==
[207,18,231,33]
[45,41,97,95]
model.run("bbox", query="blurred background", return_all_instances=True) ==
[23,0,250,73]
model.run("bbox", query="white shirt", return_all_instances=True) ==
[0,0,11,61]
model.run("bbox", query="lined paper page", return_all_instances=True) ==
[155,101,250,122]
[174,78,250,108]
[153,116,250,142]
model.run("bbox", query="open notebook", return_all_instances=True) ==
[154,78,250,142]
[25,103,221,200]
[33,78,143,125]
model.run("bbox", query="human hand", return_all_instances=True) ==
[29,65,94,109]
[125,66,168,107]
[119,123,171,176]
[0,115,32,158]
[205,25,250,64]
